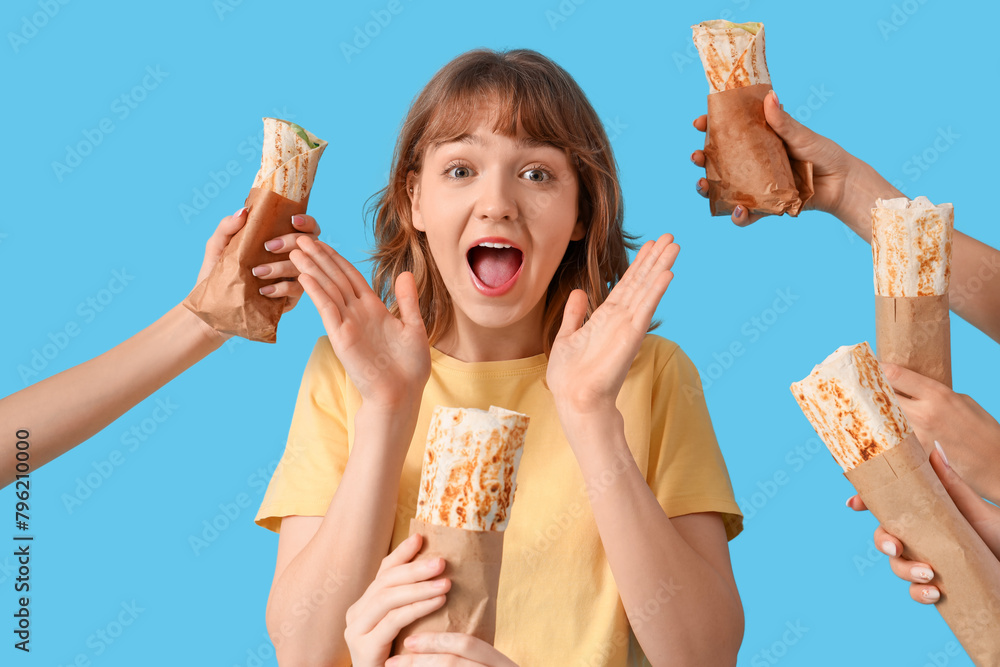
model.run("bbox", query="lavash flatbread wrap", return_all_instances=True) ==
[872,196,954,386]
[393,406,529,654]
[693,20,813,217]
[791,342,1000,664]
[183,118,327,343]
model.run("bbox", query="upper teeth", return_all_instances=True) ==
[478,242,513,249]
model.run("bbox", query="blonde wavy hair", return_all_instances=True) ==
[369,48,646,355]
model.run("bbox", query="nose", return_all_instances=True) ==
[474,172,518,223]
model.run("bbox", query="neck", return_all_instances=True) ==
[435,303,547,363]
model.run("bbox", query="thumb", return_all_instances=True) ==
[930,441,990,525]
[763,90,813,147]
[394,271,426,332]
[556,289,589,340]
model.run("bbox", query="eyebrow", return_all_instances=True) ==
[433,133,558,150]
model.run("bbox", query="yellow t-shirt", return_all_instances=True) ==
[256,333,742,666]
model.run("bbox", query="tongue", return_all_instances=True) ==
[468,247,522,288]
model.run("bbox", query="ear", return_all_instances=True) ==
[570,216,585,241]
[407,171,425,232]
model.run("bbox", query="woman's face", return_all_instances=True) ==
[409,117,583,343]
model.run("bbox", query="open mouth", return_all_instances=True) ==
[467,242,524,295]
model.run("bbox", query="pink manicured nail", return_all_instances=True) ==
[934,441,950,468]
[690,152,697,164]
[923,588,941,602]
[264,239,283,251]
[292,215,306,227]
[233,207,246,218]
[880,541,897,557]
[771,90,779,106]
[259,285,276,295]
[403,635,418,649]
[911,566,934,583]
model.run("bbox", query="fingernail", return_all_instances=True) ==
[432,578,448,589]
[734,205,744,218]
[690,152,697,164]
[911,566,934,583]
[403,636,418,649]
[845,497,854,508]
[771,90,779,106]
[292,215,305,227]
[935,441,950,468]
[264,239,283,252]
[923,587,941,602]
[233,207,246,218]
[880,541,897,557]
[425,557,442,570]
[251,265,271,278]
[259,285,276,295]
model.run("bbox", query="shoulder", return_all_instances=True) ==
[633,333,692,375]
[299,336,348,390]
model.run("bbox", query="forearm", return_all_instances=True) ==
[266,402,419,666]
[0,303,224,487]
[835,157,1000,342]
[562,408,742,666]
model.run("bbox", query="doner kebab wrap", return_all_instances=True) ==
[791,342,1000,664]
[393,405,529,654]
[872,196,954,387]
[183,118,327,343]
[692,20,814,217]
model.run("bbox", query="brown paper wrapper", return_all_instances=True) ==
[182,187,308,343]
[875,293,952,388]
[845,434,1000,664]
[703,83,814,217]
[392,519,505,655]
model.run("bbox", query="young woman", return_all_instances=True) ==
[257,49,744,666]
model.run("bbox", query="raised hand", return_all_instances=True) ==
[691,90,854,226]
[290,236,430,410]
[344,533,451,667]
[386,633,520,667]
[546,233,679,416]
[195,209,322,313]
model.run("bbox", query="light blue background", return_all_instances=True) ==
[2,1,997,665]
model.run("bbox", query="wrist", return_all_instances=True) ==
[171,303,229,351]
[835,156,904,237]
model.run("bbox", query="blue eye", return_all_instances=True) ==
[523,168,550,182]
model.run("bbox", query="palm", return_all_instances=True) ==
[547,234,679,413]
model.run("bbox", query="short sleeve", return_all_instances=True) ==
[255,336,351,533]
[647,343,743,541]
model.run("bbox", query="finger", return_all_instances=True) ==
[353,578,451,631]
[909,583,942,605]
[881,362,939,400]
[304,236,372,301]
[696,177,709,199]
[377,533,424,575]
[205,207,248,256]
[846,494,868,512]
[617,234,676,309]
[258,279,299,299]
[292,239,357,304]
[690,149,706,168]
[377,556,446,590]
[297,272,344,329]
[252,259,298,280]
[402,633,517,666]
[873,525,903,559]
[371,596,450,657]
[632,242,680,325]
[731,205,766,227]
[886,554,935,585]
[291,213,321,235]
[930,442,993,527]
[555,289,589,340]
[692,114,707,133]
[762,89,813,146]
[395,271,426,331]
